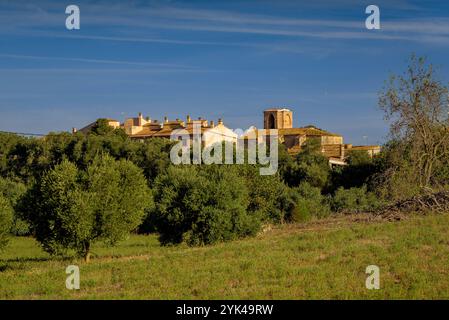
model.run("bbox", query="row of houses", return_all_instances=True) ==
[77,108,381,164]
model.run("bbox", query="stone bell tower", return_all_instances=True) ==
[263,108,293,129]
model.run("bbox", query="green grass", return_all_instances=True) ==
[1,214,449,299]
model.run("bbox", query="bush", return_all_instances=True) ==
[3,131,173,184]
[331,185,381,213]
[296,182,331,219]
[330,150,381,192]
[0,178,29,235]
[0,194,13,251]
[10,218,30,236]
[284,182,330,222]
[236,165,289,223]
[148,165,262,246]
[0,133,27,177]
[278,188,308,223]
[18,155,151,261]
[282,140,330,190]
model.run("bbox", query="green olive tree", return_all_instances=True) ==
[20,155,151,262]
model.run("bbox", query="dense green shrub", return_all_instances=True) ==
[278,187,308,223]
[281,140,330,190]
[371,143,423,201]
[0,133,28,178]
[330,150,381,193]
[346,150,373,166]
[148,165,262,246]
[282,182,330,223]
[0,178,29,235]
[10,217,30,236]
[295,182,331,220]
[0,194,13,251]
[236,165,289,223]
[18,155,151,261]
[2,131,173,184]
[331,185,382,213]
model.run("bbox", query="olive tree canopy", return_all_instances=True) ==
[20,155,151,262]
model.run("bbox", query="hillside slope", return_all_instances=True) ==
[0,214,448,299]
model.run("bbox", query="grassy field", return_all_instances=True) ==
[1,213,449,299]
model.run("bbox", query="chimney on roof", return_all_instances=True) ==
[186,115,191,123]
[164,116,168,123]
[218,118,223,125]
[210,120,215,128]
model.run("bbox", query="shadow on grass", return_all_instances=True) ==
[1,256,53,263]
[0,255,76,272]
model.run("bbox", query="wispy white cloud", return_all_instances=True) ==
[1,1,449,46]
[384,18,449,35]
[142,21,410,41]
[25,32,265,48]
[0,53,199,70]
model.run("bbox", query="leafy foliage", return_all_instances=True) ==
[1,131,174,184]
[236,165,289,223]
[18,155,151,261]
[0,194,13,250]
[90,119,126,137]
[0,133,28,178]
[0,178,29,235]
[379,55,449,193]
[148,165,261,246]
[6,59,449,251]
[281,139,330,189]
[294,182,331,221]
[330,150,381,192]
[331,185,382,213]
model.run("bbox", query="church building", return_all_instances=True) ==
[245,108,346,165]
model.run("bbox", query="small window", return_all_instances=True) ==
[268,114,275,129]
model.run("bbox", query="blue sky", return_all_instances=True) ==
[1,0,449,145]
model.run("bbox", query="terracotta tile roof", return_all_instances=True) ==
[146,127,175,137]
[130,127,161,137]
[279,127,341,137]
[242,126,341,138]
[349,145,381,151]
[131,126,208,138]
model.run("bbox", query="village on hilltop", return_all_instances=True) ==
[76,108,381,166]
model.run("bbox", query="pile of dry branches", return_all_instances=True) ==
[375,190,449,220]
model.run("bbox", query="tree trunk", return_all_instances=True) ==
[84,241,91,263]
